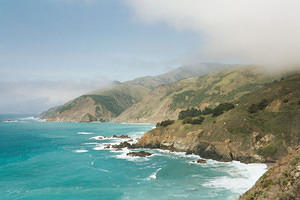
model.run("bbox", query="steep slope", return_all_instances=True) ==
[239,148,300,200]
[136,73,300,163]
[39,83,150,122]
[40,63,232,122]
[115,66,275,123]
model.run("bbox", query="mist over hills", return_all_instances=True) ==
[39,63,233,122]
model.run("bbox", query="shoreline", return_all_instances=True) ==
[38,119,277,167]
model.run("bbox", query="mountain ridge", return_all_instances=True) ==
[114,66,275,123]
[39,63,234,122]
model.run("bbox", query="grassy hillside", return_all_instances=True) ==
[40,63,230,122]
[125,63,233,89]
[137,73,300,163]
[116,66,276,123]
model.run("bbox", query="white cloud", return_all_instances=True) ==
[125,0,300,68]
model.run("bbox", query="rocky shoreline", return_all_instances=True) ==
[110,132,299,199]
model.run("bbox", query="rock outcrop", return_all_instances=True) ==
[127,151,153,157]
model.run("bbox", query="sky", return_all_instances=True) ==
[0,0,202,113]
[1,0,300,114]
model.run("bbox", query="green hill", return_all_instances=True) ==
[115,66,276,123]
[137,73,300,163]
[40,63,230,122]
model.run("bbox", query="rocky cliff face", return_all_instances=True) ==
[239,148,300,200]
[137,74,300,163]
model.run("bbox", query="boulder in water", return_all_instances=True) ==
[127,151,152,157]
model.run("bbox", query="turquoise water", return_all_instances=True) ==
[0,115,267,200]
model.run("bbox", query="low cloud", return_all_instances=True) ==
[0,78,112,114]
[125,0,300,69]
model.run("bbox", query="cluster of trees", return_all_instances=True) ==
[156,119,175,127]
[178,103,235,120]
[156,102,235,127]
[182,116,205,125]
[178,108,204,120]
[248,99,269,113]
[211,103,235,117]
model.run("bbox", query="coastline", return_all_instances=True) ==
[36,118,282,199]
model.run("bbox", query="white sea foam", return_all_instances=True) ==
[98,168,110,173]
[72,149,89,153]
[19,116,46,122]
[151,149,201,161]
[113,148,150,162]
[84,142,99,145]
[129,131,145,138]
[89,136,106,140]
[147,168,161,180]
[3,120,18,123]
[89,135,138,147]
[202,161,267,194]
[77,132,94,135]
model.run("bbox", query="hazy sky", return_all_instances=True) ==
[1,0,300,114]
[0,0,201,113]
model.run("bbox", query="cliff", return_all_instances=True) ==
[137,74,300,163]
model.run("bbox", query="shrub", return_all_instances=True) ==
[257,143,277,157]
[182,116,205,125]
[179,103,234,119]
[178,108,203,120]
[279,192,294,200]
[261,179,273,188]
[201,107,213,115]
[248,99,269,113]
[156,119,175,127]
[257,99,269,110]
[212,103,235,117]
[248,104,259,113]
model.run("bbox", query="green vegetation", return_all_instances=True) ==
[142,73,300,165]
[156,119,175,127]
[116,67,275,123]
[211,103,235,117]
[257,143,278,158]
[178,108,205,120]
[87,95,126,115]
[57,99,79,114]
[178,103,234,120]
[248,99,269,113]
[182,116,205,125]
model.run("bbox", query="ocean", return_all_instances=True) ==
[0,115,267,200]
